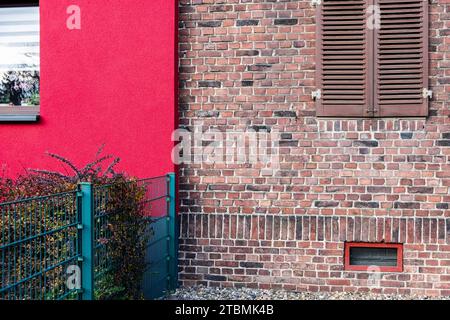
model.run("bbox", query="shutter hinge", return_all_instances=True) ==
[311,0,321,6]
[312,89,321,100]
[422,88,433,99]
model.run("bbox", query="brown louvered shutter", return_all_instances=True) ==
[316,0,429,117]
[374,0,429,117]
[316,0,372,117]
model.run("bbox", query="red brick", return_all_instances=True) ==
[178,0,450,296]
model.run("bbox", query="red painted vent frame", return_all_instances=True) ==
[344,242,403,272]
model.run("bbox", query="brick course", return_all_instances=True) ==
[178,0,450,295]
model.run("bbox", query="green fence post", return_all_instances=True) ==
[167,173,178,291]
[80,182,94,300]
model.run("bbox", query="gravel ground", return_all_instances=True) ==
[166,285,450,300]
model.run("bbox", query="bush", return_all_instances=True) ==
[0,146,150,300]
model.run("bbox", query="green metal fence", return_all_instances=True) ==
[0,173,178,300]
[0,191,81,300]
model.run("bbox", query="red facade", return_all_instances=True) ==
[0,0,177,178]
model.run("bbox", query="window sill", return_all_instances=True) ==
[0,106,40,122]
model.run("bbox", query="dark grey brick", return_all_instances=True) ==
[237,19,259,26]
[274,111,297,117]
[240,262,264,268]
[394,202,420,209]
[198,21,222,27]
[204,275,227,281]
[437,140,450,146]
[408,155,429,162]
[279,140,298,147]
[315,201,339,208]
[354,202,380,209]
[198,81,221,88]
[246,185,271,192]
[248,64,272,71]
[367,186,391,193]
[250,125,271,132]
[274,19,298,25]
[401,132,413,139]
[236,50,259,56]
[197,110,219,118]
[408,187,434,194]
[354,140,379,147]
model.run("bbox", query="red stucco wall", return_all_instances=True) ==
[0,0,177,178]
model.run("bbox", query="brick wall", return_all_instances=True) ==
[178,0,450,295]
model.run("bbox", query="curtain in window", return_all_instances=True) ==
[0,6,39,72]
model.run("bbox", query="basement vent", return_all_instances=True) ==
[344,242,403,272]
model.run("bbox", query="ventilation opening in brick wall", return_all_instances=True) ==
[344,242,403,273]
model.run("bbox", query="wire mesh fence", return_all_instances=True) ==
[92,176,170,299]
[0,191,80,300]
[0,174,177,300]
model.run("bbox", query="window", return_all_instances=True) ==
[315,0,429,117]
[344,242,403,272]
[0,1,39,121]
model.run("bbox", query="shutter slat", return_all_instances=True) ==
[324,5,365,10]
[380,34,423,39]
[379,79,422,84]
[379,69,422,73]
[323,101,366,104]
[325,90,364,94]
[323,35,365,39]
[323,60,364,67]
[379,49,422,54]
[324,85,365,89]
[378,0,423,3]
[380,23,421,29]
[380,84,422,89]
[379,100,422,104]
[380,39,422,44]
[380,29,421,34]
[379,94,422,99]
[382,53,421,58]
[325,1,365,4]
[324,41,365,45]
[324,31,365,35]
[381,13,423,18]
[379,59,422,64]
[323,11,365,15]
[323,26,365,30]
[381,8,422,12]
[381,90,422,94]
[324,66,365,70]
